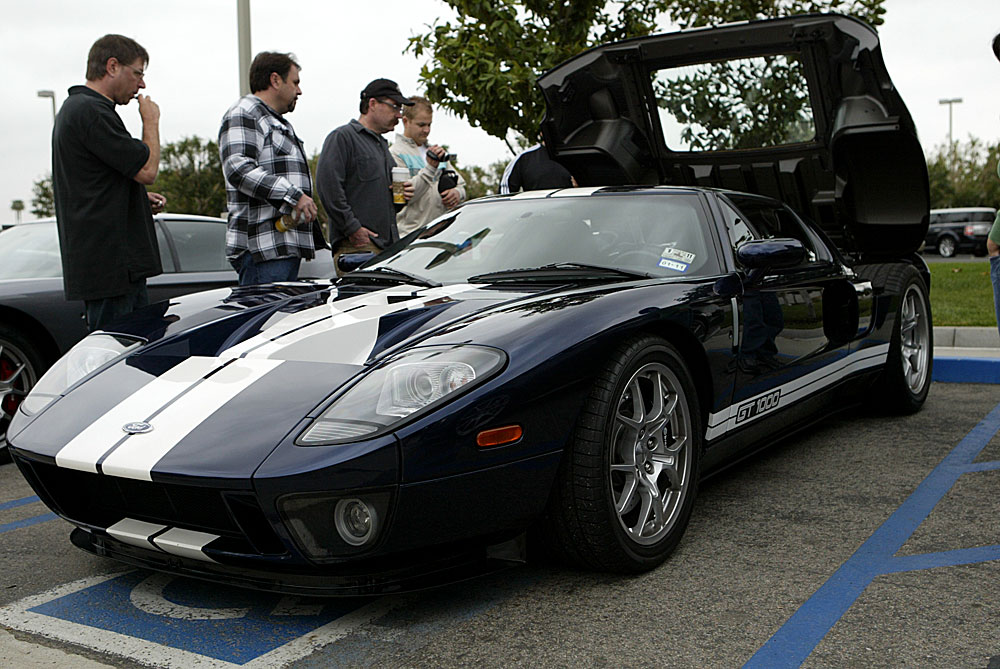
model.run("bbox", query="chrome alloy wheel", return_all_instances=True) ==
[899,283,930,395]
[1,339,37,449]
[609,361,692,546]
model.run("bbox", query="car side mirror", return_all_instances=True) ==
[736,238,807,271]
[336,252,376,273]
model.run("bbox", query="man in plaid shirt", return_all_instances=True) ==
[219,51,321,286]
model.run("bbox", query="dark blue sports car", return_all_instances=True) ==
[7,14,932,595]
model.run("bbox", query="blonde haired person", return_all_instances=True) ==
[390,96,466,235]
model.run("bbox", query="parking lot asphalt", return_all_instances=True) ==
[1,372,998,668]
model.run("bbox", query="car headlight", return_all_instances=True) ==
[298,344,506,445]
[20,333,144,416]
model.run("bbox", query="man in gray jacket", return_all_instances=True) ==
[316,79,414,272]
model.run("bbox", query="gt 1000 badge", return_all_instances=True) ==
[736,390,781,424]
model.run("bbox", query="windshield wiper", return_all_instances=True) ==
[339,266,441,288]
[468,262,651,283]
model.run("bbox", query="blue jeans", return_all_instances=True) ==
[85,281,149,332]
[991,255,1000,339]
[232,253,300,286]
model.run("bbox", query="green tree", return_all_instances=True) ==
[31,174,54,217]
[155,136,227,217]
[458,159,509,200]
[409,1,885,146]
[926,138,1000,210]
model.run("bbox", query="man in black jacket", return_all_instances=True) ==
[52,34,165,331]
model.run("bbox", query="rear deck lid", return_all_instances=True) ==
[537,13,929,257]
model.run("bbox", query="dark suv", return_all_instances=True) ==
[924,207,995,257]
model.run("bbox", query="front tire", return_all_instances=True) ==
[937,236,957,258]
[1,325,45,460]
[541,335,701,572]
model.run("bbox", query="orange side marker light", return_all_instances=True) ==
[476,425,523,448]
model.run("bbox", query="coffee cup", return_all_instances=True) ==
[392,167,409,205]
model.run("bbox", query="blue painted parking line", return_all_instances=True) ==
[0,512,57,534]
[0,495,40,511]
[0,571,400,668]
[745,400,1000,668]
[933,356,1000,384]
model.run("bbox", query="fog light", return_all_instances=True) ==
[334,498,377,546]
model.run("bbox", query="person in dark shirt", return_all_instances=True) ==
[316,79,414,273]
[52,34,165,331]
[499,143,575,193]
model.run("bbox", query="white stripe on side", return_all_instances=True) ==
[100,357,283,481]
[55,357,224,473]
[107,518,167,550]
[705,344,890,441]
[152,528,220,563]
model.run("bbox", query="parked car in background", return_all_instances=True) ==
[924,207,995,257]
[0,214,333,456]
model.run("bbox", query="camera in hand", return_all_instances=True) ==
[430,149,454,164]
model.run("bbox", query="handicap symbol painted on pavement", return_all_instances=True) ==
[0,570,397,668]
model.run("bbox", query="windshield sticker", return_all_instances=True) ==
[658,258,689,272]
[661,247,696,264]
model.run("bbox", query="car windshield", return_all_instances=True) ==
[367,192,720,284]
[0,222,61,280]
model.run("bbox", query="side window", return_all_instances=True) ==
[719,202,757,251]
[155,222,175,272]
[724,197,823,263]
[163,220,229,272]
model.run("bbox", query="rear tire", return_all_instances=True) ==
[539,335,701,572]
[858,265,932,414]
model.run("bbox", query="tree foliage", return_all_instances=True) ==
[409,0,885,146]
[927,138,1000,210]
[31,175,54,218]
[155,136,227,217]
[458,159,509,199]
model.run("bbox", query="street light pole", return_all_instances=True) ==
[938,97,963,147]
[37,90,56,123]
[237,0,251,96]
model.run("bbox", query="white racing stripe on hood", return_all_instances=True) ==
[55,356,225,473]
[223,283,478,364]
[100,357,282,481]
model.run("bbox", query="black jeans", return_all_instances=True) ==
[84,280,149,332]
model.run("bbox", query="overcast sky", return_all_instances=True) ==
[2,0,999,225]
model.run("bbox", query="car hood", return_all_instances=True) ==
[9,282,549,481]
[538,13,928,257]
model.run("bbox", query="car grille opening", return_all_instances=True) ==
[21,460,287,556]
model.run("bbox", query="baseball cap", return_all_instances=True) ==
[360,78,414,106]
